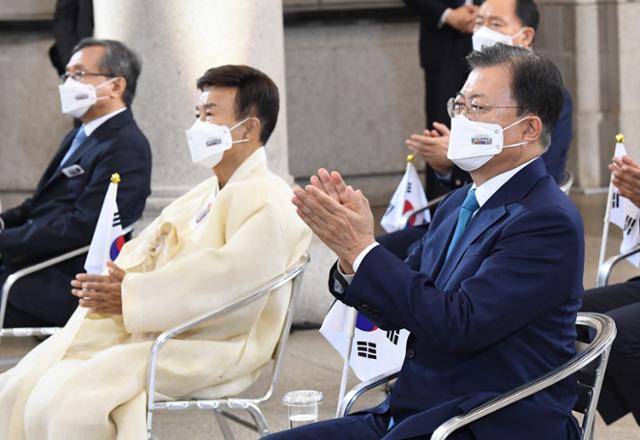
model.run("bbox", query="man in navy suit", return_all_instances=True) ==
[0,38,152,328]
[269,44,583,439]
[383,0,573,260]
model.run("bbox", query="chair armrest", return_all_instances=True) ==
[0,245,91,333]
[145,257,309,408]
[430,313,617,440]
[340,367,400,417]
[401,194,447,229]
[596,245,640,287]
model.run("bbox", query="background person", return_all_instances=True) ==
[403,0,482,200]
[581,153,640,427]
[0,38,152,329]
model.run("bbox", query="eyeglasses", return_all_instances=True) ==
[447,97,521,118]
[60,71,116,84]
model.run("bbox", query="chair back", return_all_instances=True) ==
[429,313,616,440]
[255,254,309,403]
[573,313,616,439]
[560,169,574,195]
[144,254,310,438]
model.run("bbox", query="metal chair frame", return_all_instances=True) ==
[0,223,136,343]
[560,169,574,195]
[145,254,309,440]
[340,313,616,440]
[401,194,447,229]
[596,245,640,288]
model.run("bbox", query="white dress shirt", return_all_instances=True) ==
[83,107,127,136]
[338,157,539,282]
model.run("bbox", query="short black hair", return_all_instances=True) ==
[515,0,540,32]
[197,65,280,145]
[72,38,142,107]
[466,44,564,148]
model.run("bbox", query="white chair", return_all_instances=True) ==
[0,223,136,347]
[145,254,309,440]
[340,312,616,440]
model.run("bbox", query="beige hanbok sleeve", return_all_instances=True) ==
[120,181,308,334]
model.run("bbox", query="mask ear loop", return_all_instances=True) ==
[229,117,254,145]
[502,115,531,148]
[94,77,119,101]
[511,27,526,39]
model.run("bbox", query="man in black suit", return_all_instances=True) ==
[581,153,640,427]
[403,0,481,200]
[0,38,152,328]
[49,0,94,76]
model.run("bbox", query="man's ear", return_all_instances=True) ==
[243,117,262,141]
[110,77,127,100]
[518,27,535,48]
[523,116,542,143]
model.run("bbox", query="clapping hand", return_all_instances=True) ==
[611,155,640,207]
[406,122,454,175]
[293,169,375,274]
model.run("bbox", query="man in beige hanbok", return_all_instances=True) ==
[0,65,311,440]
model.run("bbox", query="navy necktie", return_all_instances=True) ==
[446,189,479,260]
[59,127,88,168]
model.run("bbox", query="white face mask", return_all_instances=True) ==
[472,26,525,52]
[185,118,250,169]
[58,78,114,118]
[447,115,530,171]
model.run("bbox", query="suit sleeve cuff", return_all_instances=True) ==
[336,242,379,284]
[354,242,379,272]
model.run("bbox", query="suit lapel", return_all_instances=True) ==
[436,204,507,287]
[433,158,549,288]
[37,109,133,191]
[40,135,99,189]
[422,208,459,280]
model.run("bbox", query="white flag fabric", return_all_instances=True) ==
[84,180,125,274]
[380,161,429,233]
[320,301,409,381]
[609,142,640,267]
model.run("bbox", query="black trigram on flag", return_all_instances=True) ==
[406,181,413,194]
[112,212,122,228]
[612,193,621,209]
[624,215,637,236]
[386,330,400,345]
[356,341,377,359]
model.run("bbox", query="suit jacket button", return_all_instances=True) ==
[407,348,416,359]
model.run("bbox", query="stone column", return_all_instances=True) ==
[537,0,628,190]
[93,0,335,324]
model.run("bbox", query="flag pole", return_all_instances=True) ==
[598,134,623,275]
[336,306,358,417]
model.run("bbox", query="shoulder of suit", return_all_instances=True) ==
[506,179,582,229]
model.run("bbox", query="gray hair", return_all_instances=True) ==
[467,44,564,151]
[72,38,142,106]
